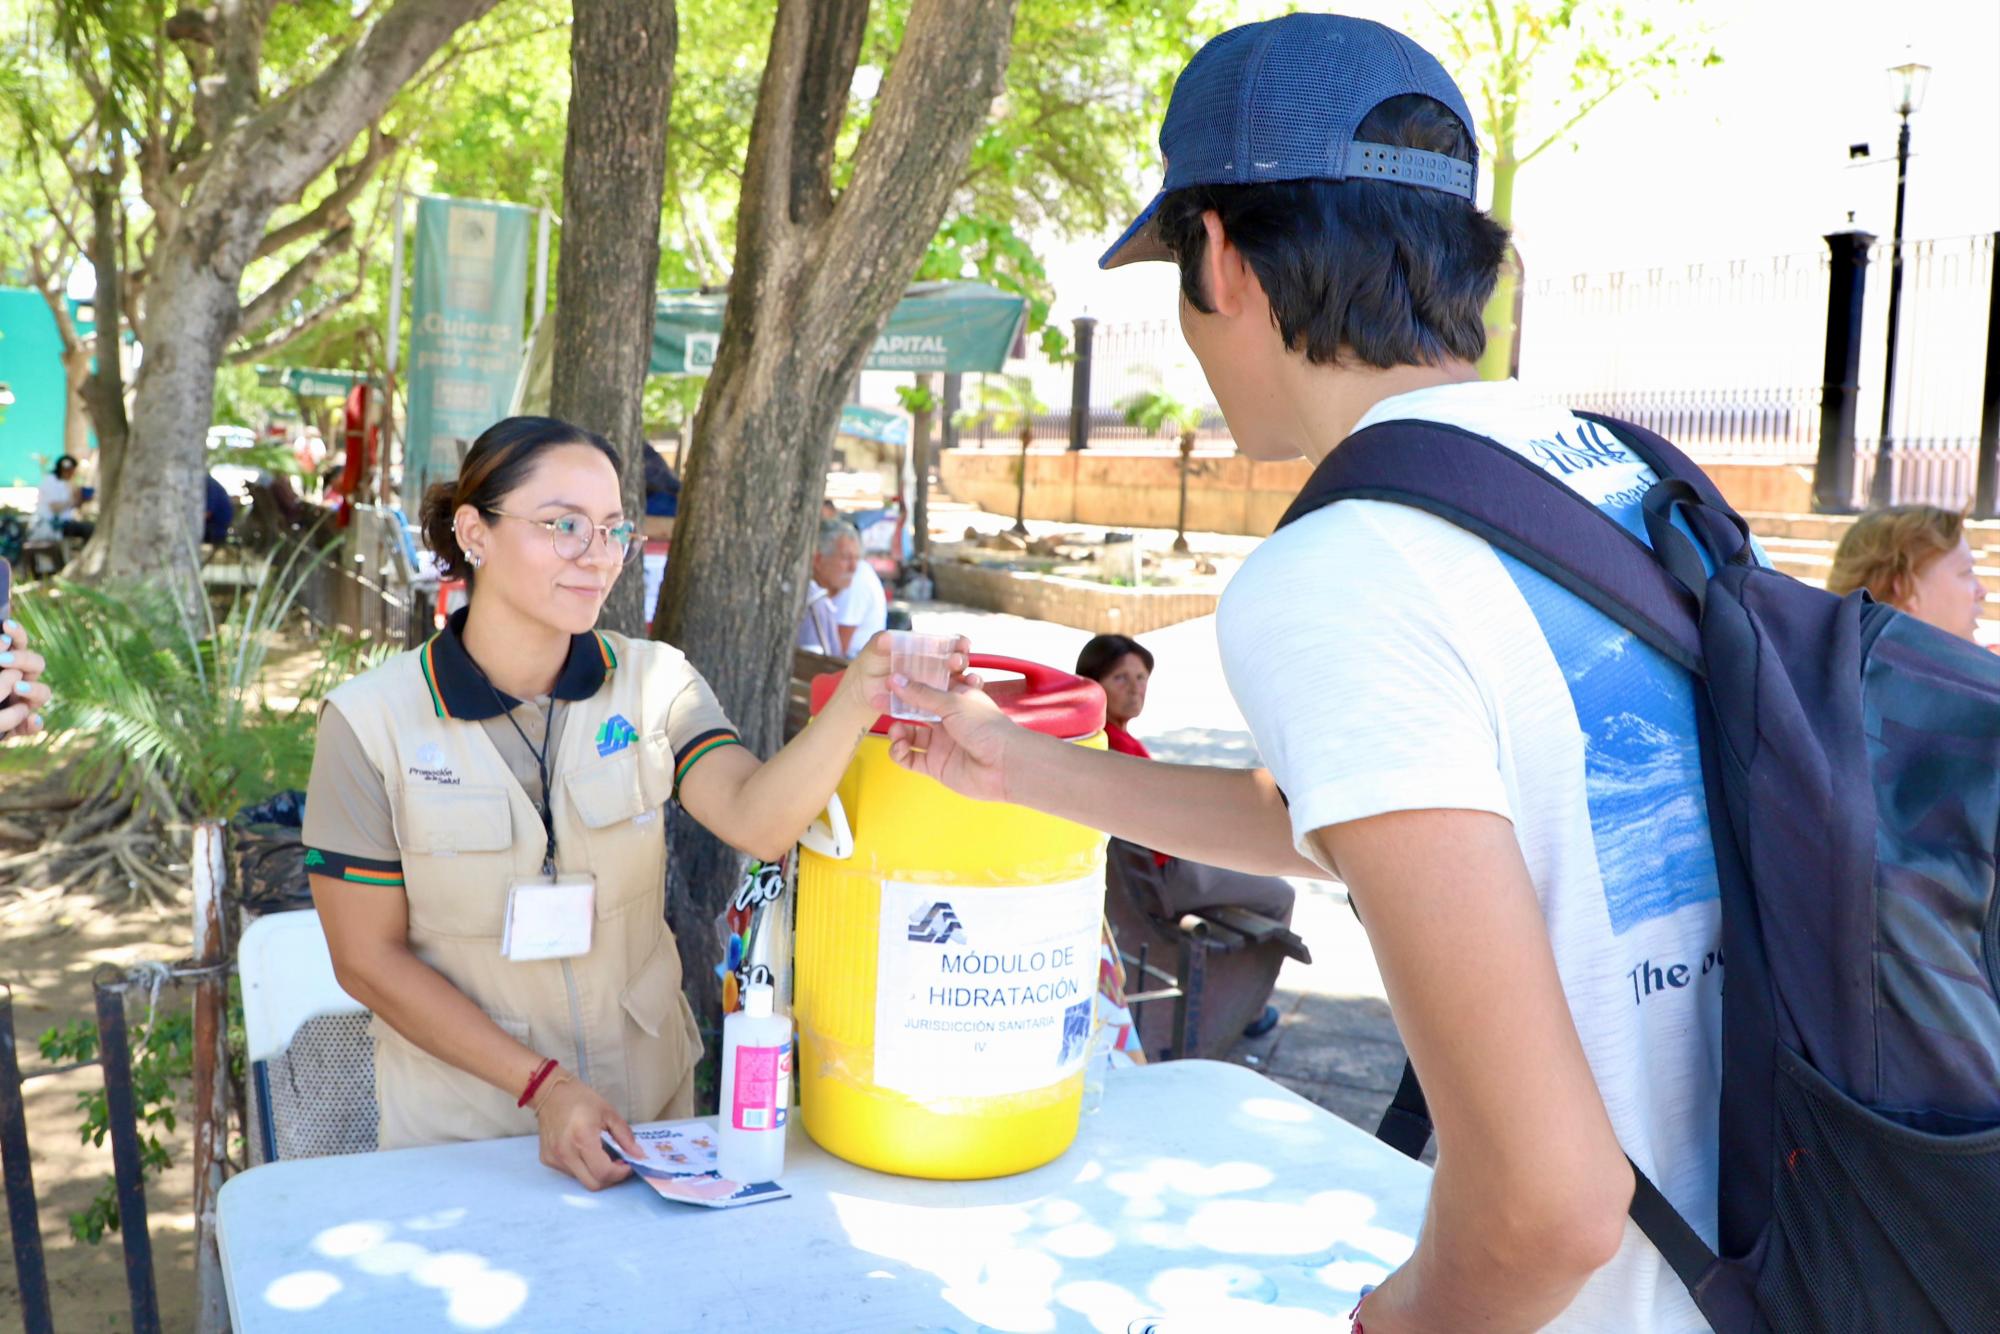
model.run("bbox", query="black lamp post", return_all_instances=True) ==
[1869,56,1932,507]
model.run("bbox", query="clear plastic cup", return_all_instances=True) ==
[888,631,955,722]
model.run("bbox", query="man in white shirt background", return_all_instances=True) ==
[832,556,887,659]
[885,14,1720,1333]
[797,516,860,657]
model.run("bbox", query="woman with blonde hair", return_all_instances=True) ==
[1826,505,1984,641]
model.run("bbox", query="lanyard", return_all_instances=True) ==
[470,668,560,875]
[497,696,559,875]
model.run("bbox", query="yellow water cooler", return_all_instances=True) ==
[795,655,1107,1179]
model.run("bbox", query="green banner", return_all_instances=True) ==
[404,196,533,508]
[649,281,1026,377]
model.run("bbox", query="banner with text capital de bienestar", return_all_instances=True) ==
[403,195,533,511]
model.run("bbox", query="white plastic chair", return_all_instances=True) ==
[240,910,378,1164]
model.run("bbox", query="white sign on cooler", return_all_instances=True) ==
[873,874,1103,1100]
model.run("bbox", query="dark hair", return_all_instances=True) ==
[1153,94,1510,370]
[1076,634,1154,684]
[417,416,619,581]
[52,455,77,478]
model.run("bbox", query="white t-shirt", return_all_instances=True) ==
[31,474,74,541]
[1219,380,1720,1334]
[832,562,889,658]
[796,582,843,656]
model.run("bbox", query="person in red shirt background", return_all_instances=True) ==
[1078,635,1157,758]
[1076,633,1286,1039]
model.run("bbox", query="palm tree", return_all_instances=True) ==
[957,374,1048,537]
[1121,389,1206,553]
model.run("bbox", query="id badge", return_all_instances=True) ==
[502,875,596,962]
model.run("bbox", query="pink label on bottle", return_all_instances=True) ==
[731,1040,791,1132]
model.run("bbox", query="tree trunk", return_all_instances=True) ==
[72,162,132,576]
[657,0,1019,1031]
[549,0,678,639]
[1475,153,1520,382]
[1011,427,1031,536]
[60,344,91,462]
[95,0,502,613]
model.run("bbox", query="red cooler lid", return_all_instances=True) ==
[810,653,1106,740]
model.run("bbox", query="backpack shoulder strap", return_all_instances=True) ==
[1276,418,1705,673]
[1572,411,1750,564]
[1378,1059,1720,1302]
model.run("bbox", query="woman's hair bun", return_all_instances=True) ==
[419,479,472,580]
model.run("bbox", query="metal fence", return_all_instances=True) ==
[1850,233,1998,509]
[1516,234,1997,507]
[947,232,1996,512]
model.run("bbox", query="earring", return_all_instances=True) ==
[469,553,484,569]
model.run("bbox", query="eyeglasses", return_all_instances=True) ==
[488,511,643,565]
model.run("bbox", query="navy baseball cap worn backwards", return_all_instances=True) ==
[1101,13,1479,269]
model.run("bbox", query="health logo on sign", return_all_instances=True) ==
[684,333,719,374]
[907,901,965,946]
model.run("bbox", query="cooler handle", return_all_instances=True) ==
[799,791,853,861]
[969,654,1073,696]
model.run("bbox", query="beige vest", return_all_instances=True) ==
[330,631,701,1149]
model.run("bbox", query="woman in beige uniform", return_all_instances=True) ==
[304,416,961,1190]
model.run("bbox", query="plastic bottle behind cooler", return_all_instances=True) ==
[717,983,791,1184]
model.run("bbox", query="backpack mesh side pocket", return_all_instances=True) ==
[1758,1044,2000,1332]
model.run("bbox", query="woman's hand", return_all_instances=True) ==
[533,1070,640,1190]
[0,619,49,741]
[886,673,1036,804]
[835,631,971,720]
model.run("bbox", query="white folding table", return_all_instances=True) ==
[217,1059,1430,1332]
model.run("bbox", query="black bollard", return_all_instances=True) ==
[0,985,54,1334]
[94,967,162,1334]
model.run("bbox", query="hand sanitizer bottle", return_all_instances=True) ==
[718,983,791,1184]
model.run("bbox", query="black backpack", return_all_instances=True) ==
[1277,413,2000,1333]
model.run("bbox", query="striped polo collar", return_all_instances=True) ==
[418,606,619,721]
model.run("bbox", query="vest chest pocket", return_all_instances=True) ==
[393,786,518,939]
[564,746,670,916]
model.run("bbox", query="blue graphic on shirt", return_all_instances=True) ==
[595,714,639,758]
[1496,422,1720,935]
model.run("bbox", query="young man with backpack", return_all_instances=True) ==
[898,13,2000,1333]
[891,14,1713,1330]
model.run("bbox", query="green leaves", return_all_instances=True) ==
[18,538,365,821]
[956,373,1047,439]
[1120,387,1203,439]
[38,983,246,1244]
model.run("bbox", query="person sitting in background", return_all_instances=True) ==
[642,445,679,541]
[1076,633,1290,1039]
[1081,634,1159,759]
[797,517,859,656]
[31,456,91,543]
[1826,504,1983,642]
[833,544,888,659]
[204,474,236,546]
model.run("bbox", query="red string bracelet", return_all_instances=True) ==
[518,1058,559,1108]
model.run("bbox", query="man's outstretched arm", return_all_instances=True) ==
[1316,808,1634,1332]
[886,675,1325,879]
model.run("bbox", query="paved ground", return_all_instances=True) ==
[906,600,1413,1143]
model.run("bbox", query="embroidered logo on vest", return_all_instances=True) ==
[407,741,459,786]
[596,714,639,757]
